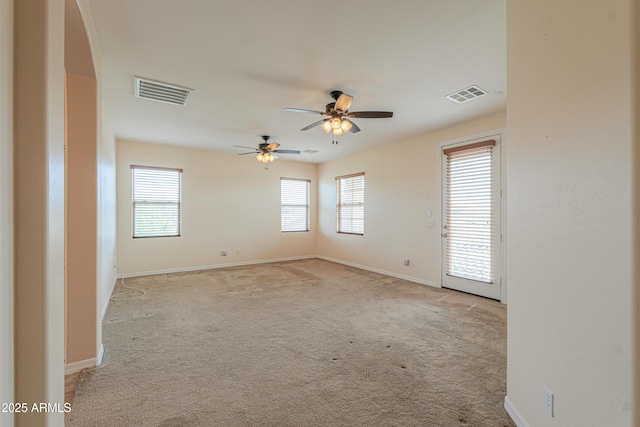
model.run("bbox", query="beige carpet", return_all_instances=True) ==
[67,259,514,427]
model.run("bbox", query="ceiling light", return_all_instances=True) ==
[322,120,332,133]
[331,118,342,130]
[341,120,352,133]
[256,152,276,163]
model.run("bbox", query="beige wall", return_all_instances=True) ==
[116,140,318,276]
[65,0,116,372]
[68,0,118,355]
[13,0,66,426]
[317,113,505,286]
[505,1,635,425]
[0,0,13,422]
[634,1,640,421]
[65,72,97,364]
[98,112,117,319]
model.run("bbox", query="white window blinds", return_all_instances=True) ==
[281,178,310,232]
[444,141,495,283]
[336,172,364,235]
[132,165,182,238]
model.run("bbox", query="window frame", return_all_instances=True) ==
[280,177,311,233]
[335,172,365,236]
[131,165,183,239]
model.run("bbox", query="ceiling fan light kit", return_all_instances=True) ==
[256,152,276,163]
[235,91,393,162]
[234,135,300,164]
[284,90,393,141]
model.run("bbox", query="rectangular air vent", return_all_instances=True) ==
[303,150,319,154]
[446,85,487,104]
[134,76,192,106]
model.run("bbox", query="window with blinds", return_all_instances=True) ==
[131,165,182,238]
[336,172,364,235]
[281,178,310,232]
[444,140,495,283]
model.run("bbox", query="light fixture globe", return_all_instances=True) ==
[331,118,342,130]
[322,120,332,133]
[341,120,352,133]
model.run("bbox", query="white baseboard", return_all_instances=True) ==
[116,255,317,279]
[101,276,117,320]
[317,256,438,288]
[504,396,529,427]
[65,344,104,375]
[96,343,104,366]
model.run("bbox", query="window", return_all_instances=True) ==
[336,172,364,235]
[131,165,182,238]
[281,178,310,232]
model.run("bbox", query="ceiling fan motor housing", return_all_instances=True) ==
[325,102,336,114]
[330,90,344,101]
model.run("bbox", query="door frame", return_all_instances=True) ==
[436,128,507,303]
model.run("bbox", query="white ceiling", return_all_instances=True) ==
[87,0,506,164]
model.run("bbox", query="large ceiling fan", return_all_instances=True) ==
[234,135,300,163]
[284,90,393,138]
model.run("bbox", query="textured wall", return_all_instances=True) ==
[317,113,506,288]
[116,140,318,276]
[65,73,97,364]
[13,0,66,425]
[0,0,14,422]
[505,0,634,425]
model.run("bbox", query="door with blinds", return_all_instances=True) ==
[441,137,501,300]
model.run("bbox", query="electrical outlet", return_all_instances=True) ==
[543,386,553,416]
[403,259,410,266]
[221,250,228,256]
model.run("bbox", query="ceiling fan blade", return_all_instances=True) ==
[300,119,328,131]
[343,118,361,133]
[348,111,394,118]
[238,152,258,155]
[271,153,279,160]
[266,142,280,151]
[234,145,259,150]
[284,108,325,115]
[335,93,353,112]
[273,149,301,154]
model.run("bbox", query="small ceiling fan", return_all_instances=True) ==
[284,90,393,137]
[234,135,300,163]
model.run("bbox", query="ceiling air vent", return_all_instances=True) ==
[303,150,319,154]
[446,85,487,104]
[134,76,192,106]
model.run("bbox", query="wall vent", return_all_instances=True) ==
[446,85,487,103]
[134,76,192,106]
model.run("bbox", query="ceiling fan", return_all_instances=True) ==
[234,135,300,163]
[284,90,393,137]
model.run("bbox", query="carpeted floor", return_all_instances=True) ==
[66,259,515,427]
